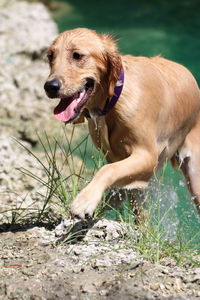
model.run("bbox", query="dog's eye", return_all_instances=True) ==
[47,50,54,63]
[73,52,83,60]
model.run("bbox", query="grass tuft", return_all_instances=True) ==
[15,126,107,223]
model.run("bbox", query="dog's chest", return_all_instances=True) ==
[88,116,113,159]
[88,115,132,162]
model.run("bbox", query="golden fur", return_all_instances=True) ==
[45,28,200,219]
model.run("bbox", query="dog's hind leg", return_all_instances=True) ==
[178,116,200,214]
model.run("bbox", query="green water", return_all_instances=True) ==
[50,0,200,245]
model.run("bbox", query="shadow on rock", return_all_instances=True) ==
[0,218,62,233]
[56,218,97,245]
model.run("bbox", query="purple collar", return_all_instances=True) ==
[86,68,124,118]
[98,68,124,116]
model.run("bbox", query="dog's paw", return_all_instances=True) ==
[71,190,101,219]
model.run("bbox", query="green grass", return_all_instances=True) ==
[15,126,108,221]
[10,125,199,266]
[129,202,200,266]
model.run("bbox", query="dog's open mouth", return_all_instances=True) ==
[54,78,94,123]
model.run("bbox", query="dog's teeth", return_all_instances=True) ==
[76,90,86,103]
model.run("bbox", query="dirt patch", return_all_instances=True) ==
[0,221,200,300]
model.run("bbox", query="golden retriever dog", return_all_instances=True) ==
[44,28,200,219]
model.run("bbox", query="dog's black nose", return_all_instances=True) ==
[44,79,61,97]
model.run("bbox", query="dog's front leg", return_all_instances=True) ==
[71,149,157,219]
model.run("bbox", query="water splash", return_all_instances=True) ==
[143,177,179,241]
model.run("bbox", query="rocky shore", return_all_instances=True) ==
[0,2,199,299]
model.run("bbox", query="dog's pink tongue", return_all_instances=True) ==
[54,98,77,122]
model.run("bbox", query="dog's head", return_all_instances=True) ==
[44,28,122,123]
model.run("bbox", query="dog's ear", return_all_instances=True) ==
[100,34,122,98]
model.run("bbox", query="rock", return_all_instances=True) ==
[174,278,183,291]
[84,219,125,241]
[54,219,75,237]
[150,283,160,291]
[0,1,57,58]
[0,135,47,218]
[159,283,165,290]
[0,1,58,139]
[80,283,97,294]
